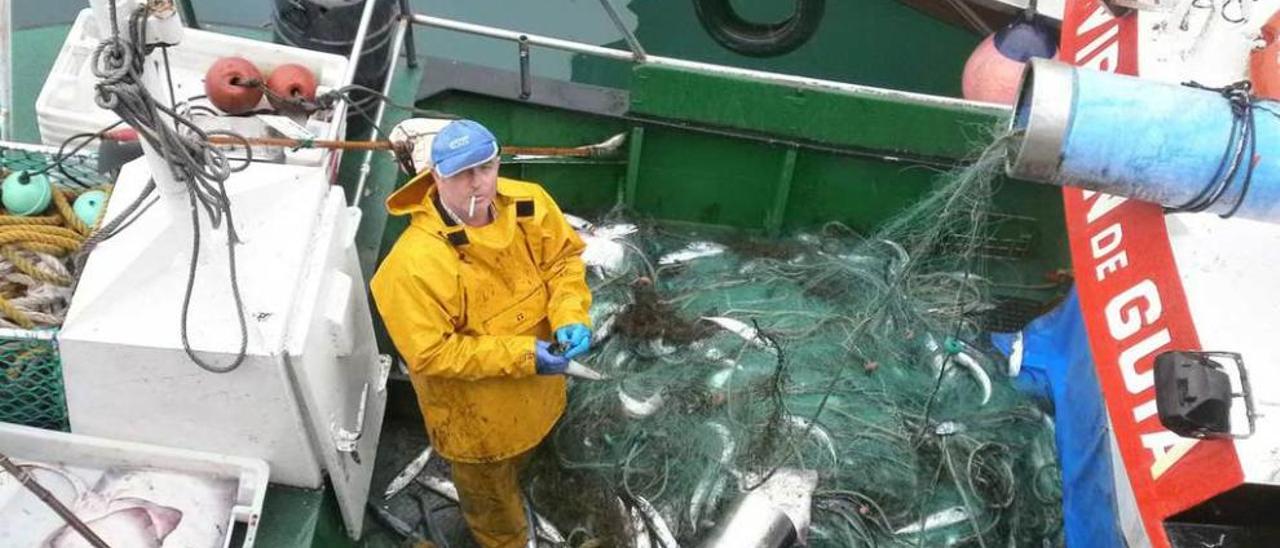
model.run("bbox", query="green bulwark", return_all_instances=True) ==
[629,64,1006,161]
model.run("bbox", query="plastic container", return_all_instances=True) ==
[0,422,270,548]
[59,157,388,538]
[36,9,352,175]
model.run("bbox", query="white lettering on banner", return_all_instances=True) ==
[1091,224,1129,281]
[1133,399,1158,422]
[1142,430,1185,460]
[1143,430,1199,479]
[1119,328,1171,394]
[1076,5,1122,71]
[1092,224,1123,257]
[1106,280,1162,340]
[1085,192,1129,223]
[1083,36,1121,71]
[1080,190,1197,481]
[1098,251,1130,282]
[1080,24,1120,69]
[1079,4,1116,35]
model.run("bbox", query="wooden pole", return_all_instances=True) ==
[0,453,108,548]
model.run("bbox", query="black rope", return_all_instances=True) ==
[233,80,460,137]
[1170,81,1258,218]
[32,120,127,188]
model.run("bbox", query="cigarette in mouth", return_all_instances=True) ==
[468,195,477,218]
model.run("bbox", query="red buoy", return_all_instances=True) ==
[962,15,1058,105]
[205,57,264,115]
[266,63,319,113]
[1251,10,1280,101]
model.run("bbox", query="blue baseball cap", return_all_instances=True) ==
[431,120,499,178]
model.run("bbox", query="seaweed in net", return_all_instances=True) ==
[612,277,714,345]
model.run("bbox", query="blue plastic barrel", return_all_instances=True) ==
[1008,58,1280,222]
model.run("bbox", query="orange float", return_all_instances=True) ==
[204,57,264,115]
[265,63,319,113]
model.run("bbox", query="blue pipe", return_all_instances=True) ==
[1009,59,1280,222]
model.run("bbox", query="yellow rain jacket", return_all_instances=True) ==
[370,172,591,463]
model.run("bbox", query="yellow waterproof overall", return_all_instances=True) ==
[371,173,590,547]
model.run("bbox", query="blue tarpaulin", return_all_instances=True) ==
[991,288,1124,548]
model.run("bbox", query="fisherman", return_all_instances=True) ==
[371,119,593,547]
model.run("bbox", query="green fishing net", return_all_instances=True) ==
[527,138,1065,547]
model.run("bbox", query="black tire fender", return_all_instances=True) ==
[693,0,826,57]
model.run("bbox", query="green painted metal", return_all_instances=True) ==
[766,147,798,237]
[511,159,623,216]
[629,64,1006,161]
[255,485,357,548]
[629,125,787,227]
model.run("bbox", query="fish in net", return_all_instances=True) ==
[529,136,1064,547]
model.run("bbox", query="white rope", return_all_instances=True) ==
[0,248,75,329]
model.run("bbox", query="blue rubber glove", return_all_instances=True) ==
[535,340,569,375]
[555,323,592,360]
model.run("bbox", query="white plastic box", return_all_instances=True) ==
[36,9,351,175]
[0,422,269,548]
[59,157,388,538]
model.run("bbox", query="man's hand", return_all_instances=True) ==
[555,323,591,360]
[535,340,570,375]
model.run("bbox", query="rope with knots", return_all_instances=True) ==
[90,2,249,373]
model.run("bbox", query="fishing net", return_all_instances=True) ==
[0,143,108,190]
[0,141,112,431]
[528,136,1065,547]
[0,335,67,431]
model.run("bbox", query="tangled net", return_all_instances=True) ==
[528,136,1065,547]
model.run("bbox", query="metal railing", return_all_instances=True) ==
[405,12,1001,112]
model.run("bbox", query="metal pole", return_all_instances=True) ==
[406,13,1001,113]
[597,0,646,61]
[945,0,994,35]
[353,17,409,206]
[396,0,418,69]
[518,36,532,100]
[344,0,380,96]
[0,0,12,140]
[176,0,199,29]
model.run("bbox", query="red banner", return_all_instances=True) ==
[1058,3,1244,546]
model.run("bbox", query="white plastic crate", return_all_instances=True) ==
[0,422,269,548]
[36,9,351,175]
